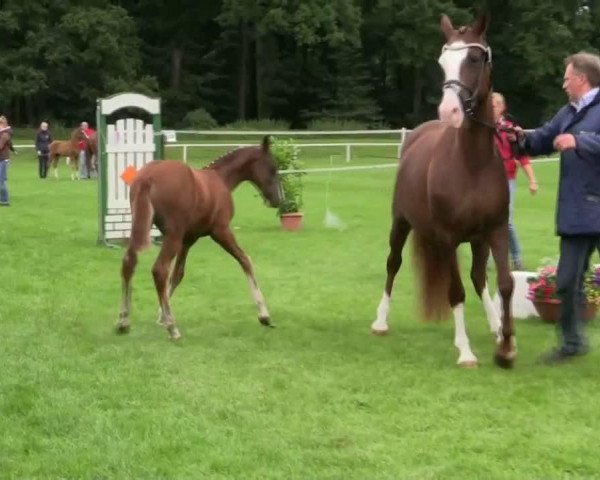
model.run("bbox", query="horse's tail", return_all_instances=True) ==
[128,179,154,252]
[411,232,452,322]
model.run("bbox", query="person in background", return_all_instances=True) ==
[0,115,14,206]
[511,51,600,364]
[35,121,52,179]
[492,92,538,271]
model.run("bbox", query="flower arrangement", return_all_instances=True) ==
[526,259,600,306]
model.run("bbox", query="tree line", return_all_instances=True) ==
[1,0,598,130]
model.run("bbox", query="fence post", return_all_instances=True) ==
[398,127,407,159]
[183,145,188,163]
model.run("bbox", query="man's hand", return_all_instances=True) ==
[505,125,524,143]
[553,133,576,151]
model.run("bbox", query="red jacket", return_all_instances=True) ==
[494,117,530,180]
[79,128,95,151]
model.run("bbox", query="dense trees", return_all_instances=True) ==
[0,0,598,128]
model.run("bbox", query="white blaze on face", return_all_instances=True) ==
[438,41,468,128]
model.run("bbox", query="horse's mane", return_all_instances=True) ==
[204,146,247,170]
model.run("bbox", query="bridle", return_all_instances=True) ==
[440,42,501,133]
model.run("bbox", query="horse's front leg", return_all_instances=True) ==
[211,227,272,326]
[489,224,516,368]
[371,216,411,334]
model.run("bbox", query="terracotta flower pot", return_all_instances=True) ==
[532,298,598,324]
[280,212,303,231]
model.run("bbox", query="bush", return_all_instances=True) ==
[181,108,218,129]
[271,137,304,215]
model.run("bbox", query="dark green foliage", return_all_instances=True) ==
[1,1,600,128]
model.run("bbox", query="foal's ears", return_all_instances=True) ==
[261,135,271,152]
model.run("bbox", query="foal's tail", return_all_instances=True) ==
[128,179,154,252]
[411,232,452,322]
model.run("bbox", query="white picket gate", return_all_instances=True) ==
[97,92,163,245]
[102,118,159,239]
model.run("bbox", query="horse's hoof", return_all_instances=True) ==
[371,328,389,336]
[115,323,130,335]
[458,360,479,369]
[259,316,274,328]
[494,352,515,369]
[168,328,181,340]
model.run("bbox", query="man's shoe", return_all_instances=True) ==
[0,202,10,206]
[538,346,589,365]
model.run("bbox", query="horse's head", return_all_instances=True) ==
[437,13,492,128]
[248,135,283,208]
[71,127,87,143]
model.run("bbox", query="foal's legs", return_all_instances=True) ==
[156,242,192,325]
[50,155,59,179]
[448,249,478,367]
[470,241,502,343]
[211,226,272,326]
[488,224,516,368]
[116,246,138,333]
[371,217,411,334]
[153,235,183,339]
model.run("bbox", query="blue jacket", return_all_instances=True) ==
[524,91,600,236]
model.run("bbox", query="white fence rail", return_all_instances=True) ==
[164,142,403,163]
[13,127,552,176]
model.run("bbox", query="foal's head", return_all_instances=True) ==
[70,127,87,143]
[437,13,492,128]
[247,136,283,208]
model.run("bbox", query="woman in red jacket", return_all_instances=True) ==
[492,92,538,270]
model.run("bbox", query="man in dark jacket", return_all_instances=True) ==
[35,121,52,178]
[514,51,600,364]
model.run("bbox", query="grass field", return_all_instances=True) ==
[2,141,600,480]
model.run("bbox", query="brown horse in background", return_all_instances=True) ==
[117,136,283,340]
[48,128,85,180]
[371,13,516,368]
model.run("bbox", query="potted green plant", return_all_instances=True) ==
[271,137,305,231]
[526,259,600,323]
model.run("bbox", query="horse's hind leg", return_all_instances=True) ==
[449,250,477,367]
[156,242,192,325]
[371,216,411,334]
[470,240,502,342]
[70,155,78,181]
[116,246,138,334]
[153,235,183,339]
[489,224,516,368]
[211,226,272,327]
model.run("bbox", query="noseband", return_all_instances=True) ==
[441,43,492,118]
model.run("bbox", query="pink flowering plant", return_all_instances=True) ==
[527,259,600,306]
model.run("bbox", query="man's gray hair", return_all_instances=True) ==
[565,51,600,87]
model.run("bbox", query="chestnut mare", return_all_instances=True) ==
[371,13,517,368]
[48,128,86,180]
[117,136,282,340]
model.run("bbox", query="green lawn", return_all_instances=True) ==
[1,145,599,479]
